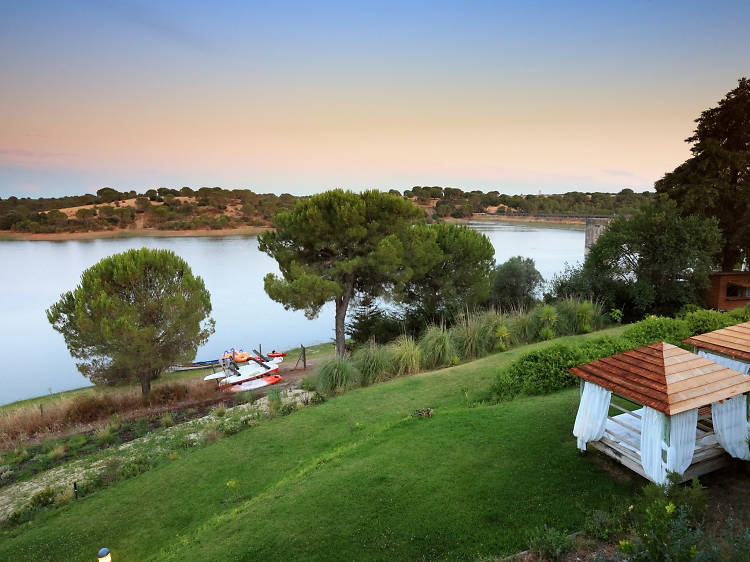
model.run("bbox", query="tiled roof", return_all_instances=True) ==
[568,342,750,415]
[683,321,750,362]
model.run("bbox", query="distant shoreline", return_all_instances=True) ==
[0,225,272,242]
[0,213,589,241]
[447,213,588,227]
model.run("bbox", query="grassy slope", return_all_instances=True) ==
[0,328,637,561]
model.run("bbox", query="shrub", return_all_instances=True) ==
[490,336,630,400]
[683,309,734,336]
[28,487,56,510]
[417,325,457,370]
[316,357,356,396]
[528,525,571,561]
[450,310,500,360]
[531,304,558,339]
[621,474,707,561]
[95,424,114,444]
[388,335,422,376]
[727,303,750,322]
[352,342,393,386]
[622,315,691,347]
[279,402,298,416]
[161,413,175,428]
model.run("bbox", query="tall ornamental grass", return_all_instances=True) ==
[450,310,500,360]
[417,325,457,370]
[316,357,356,396]
[351,342,393,387]
[388,335,422,376]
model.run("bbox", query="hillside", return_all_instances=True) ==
[0,329,643,561]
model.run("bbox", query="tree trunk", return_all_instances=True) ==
[140,375,151,395]
[334,275,355,357]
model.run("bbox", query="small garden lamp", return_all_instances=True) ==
[97,547,111,562]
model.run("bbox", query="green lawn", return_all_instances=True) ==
[0,328,638,561]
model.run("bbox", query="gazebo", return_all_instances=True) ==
[684,321,750,375]
[569,342,750,483]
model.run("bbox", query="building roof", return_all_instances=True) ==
[568,342,750,415]
[683,322,750,362]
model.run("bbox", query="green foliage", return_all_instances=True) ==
[584,505,626,540]
[683,309,735,336]
[316,357,356,396]
[46,248,215,394]
[621,316,691,347]
[531,304,558,340]
[388,335,422,376]
[397,223,495,322]
[346,296,403,345]
[527,525,572,561]
[621,474,707,561]
[418,324,457,369]
[259,189,422,355]
[727,303,750,322]
[491,256,544,310]
[279,402,298,416]
[491,336,629,400]
[655,77,750,270]
[450,310,501,360]
[351,342,393,386]
[553,199,722,320]
[266,388,284,417]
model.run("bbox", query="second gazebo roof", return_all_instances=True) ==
[683,321,750,362]
[568,341,750,415]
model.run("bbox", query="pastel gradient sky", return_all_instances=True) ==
[1,0,749,198]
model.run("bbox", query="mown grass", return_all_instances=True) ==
[0,327,635,561]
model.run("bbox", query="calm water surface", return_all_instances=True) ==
[0,221,583,404]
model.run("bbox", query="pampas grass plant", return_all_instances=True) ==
[389,335,422,376]
[316,357,356,396]
[418,324,457,369]
[351,342,392,387]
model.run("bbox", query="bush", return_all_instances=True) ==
[527,525,571,561]
[316,357,356,395]
[728,303,750,322]
[279,402,298,416]
[388,335,421,376]
[531,304,558,340]
[491,336,630,400]
[622,315,691,348]
[266,388,284,417]
[352,342,393,386]
[683,309,734,336]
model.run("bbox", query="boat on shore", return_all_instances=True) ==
[202,349,285,391]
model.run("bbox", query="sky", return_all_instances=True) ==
[1,0,749,199]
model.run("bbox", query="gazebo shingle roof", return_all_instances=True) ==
[683,321,750,362]
[567,342,750,415]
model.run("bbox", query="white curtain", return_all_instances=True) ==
[640,406,699,483]
[698,350,750,374]
[666,408,698,475]
[573,382,612,451]
[712,394,750,460]
[640,406,667,483]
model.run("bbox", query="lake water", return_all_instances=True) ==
[0,221,583,405]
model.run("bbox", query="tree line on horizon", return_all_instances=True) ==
[0,184,652,234]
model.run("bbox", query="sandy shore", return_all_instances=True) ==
[0,225,272,242]
[446,214,587,227]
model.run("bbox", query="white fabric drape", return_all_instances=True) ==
[712,394,750,460]
[666,408,698,475]
[640,406,667,483]
[698,350,750,374]
[640,406,699,483]
[573,382,612,450]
